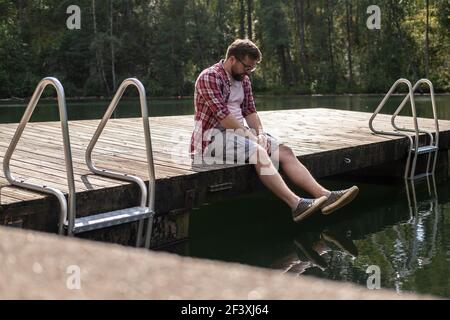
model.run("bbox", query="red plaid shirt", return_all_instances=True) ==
[189,60,257,156]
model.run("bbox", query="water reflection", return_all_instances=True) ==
[271,175,443,295]
[167,174,449,297]
[389,176,440,292]
[274,228,358,275]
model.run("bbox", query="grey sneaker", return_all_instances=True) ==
[293,236,328,270]
[292,196,328,222]
[321,186,359,215]
[321,230,358,257]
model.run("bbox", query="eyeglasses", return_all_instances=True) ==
[235,56,257,73]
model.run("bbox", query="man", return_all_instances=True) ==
[190,39,359,222]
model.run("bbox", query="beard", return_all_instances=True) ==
[231,73,245,81]
[231,66,246,81]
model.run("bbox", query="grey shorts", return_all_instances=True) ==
[203,127,281,164]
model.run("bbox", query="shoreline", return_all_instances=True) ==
[1,92,449,104]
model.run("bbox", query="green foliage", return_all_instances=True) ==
[0,0,448,98]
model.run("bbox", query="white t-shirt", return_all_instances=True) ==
[226,74,245,125]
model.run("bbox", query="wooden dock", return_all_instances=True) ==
[1,108,449,246]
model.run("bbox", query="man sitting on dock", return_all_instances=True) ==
[190,39,359,222]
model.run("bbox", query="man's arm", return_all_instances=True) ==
[245,112,264,135]
[219,114,258,142]
[196,71,257,141]
[196,71,231,121]
[245,112,270,152]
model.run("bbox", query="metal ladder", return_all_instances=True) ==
[3,77,155,248]
[369,78,439,180]
[393,174,439,282]
[3,77,76,235]
[82,78,155,248]
[404,174,438,223]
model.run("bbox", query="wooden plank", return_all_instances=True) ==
[0,124,235,176]
[0,108,449,214]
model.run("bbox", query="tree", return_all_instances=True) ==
[425,0,429,78]
[109,0,117,91]
[0,0,449,99]
[345,0,353,88]
[91,0,110,96]
[239,0,245,38]
[257,0,295,86]
[293,0,310,83]
[247,0,253,40]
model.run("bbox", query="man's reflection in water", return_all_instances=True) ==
[273,228,358,275]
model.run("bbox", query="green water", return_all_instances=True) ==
[2,94,450,297]
[0,94,449,123]
[169,177,450,298]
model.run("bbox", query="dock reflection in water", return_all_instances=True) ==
[171,175,449,298]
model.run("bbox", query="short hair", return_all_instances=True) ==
[226,39,262,62]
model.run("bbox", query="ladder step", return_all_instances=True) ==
[72,206,153,234]
[410,173,433,180]
[411,145,438,154]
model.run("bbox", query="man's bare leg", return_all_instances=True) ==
[249,146,300,210]
[276,145,330,198]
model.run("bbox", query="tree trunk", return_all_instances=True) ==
[123,0,131,18]
[246,0,253,40]
[293,0,310,83]
[345,0,353,89]
[92,0,110,96]
[286,48,297,85]
[425,0,429,78]
[278,45,289,85]
[239,0,245,38]
[192,2,205,66]
[110,0,117,91]
[16,0,29,39]
[354,0,360,46]
[326,0,335,86]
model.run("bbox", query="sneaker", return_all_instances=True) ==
[293,237,328,270]
[321,230,358,257]
[292,196,328,222]
[321,186,359,215]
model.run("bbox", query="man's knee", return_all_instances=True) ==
[279,145,295,161]
[249,145,270,166]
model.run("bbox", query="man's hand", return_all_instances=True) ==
[257,133,271,154]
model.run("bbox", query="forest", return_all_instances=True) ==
[0,0,448,98]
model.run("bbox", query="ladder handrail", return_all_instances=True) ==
[368,78,419,178]
[370,78,439,180]
[369,78,419,146]
[391,79,439,149]
[84,78,156,246]
[392,79,439,178]
[2,77,76,234]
